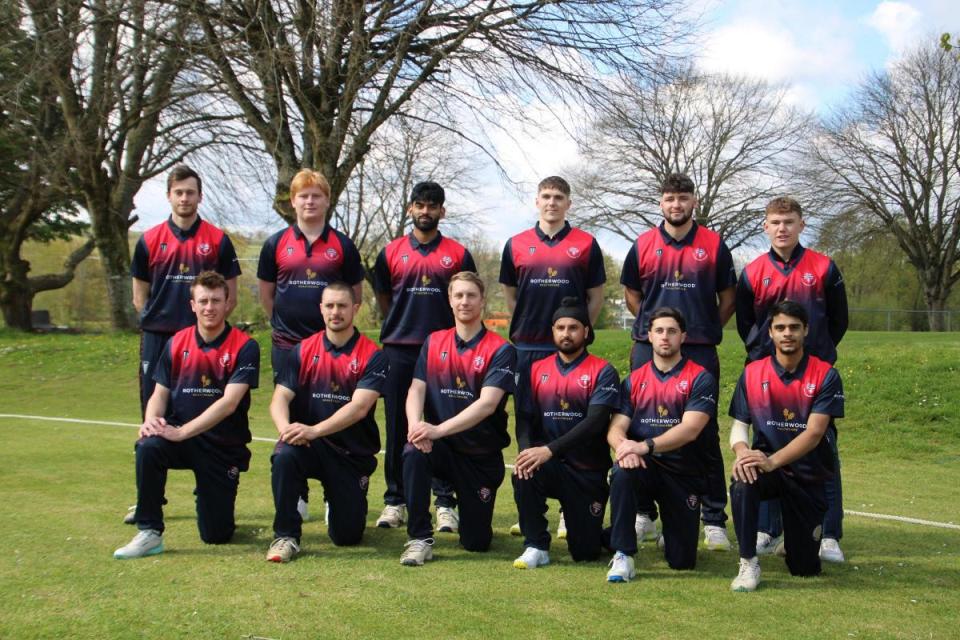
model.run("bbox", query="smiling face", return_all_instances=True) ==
[448,279,484,324]
[409,200,445,233]
[190,284,228,333]
[764,209,805,255]
[659,191,697,228]
[536,187,571,227]
[320,286,358,332]
[769,312,808,356]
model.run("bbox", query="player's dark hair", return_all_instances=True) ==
[765,196,803,219]
[660,173,695,194]
[770,300,808,327]
[167,165,203,195]
[409,181,445,205]
[537,176,571,196]
[648,306,687,332]
[191,271,228,298]
[322,280,358,303]
[448,271,485,297]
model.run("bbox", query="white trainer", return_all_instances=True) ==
[756,532,783,556]
[635,514,658,541]
[114,529,164,559]
[704,525,731,551]
[557,512,567,540]
[297,497,310,522]
[513,546,550,569]
[436,507,459,533]
[820,537,845,563]
[377,504,406,528]
[400,538,434,566]
[731,556,761,592]
[606,551,637,583]
[266,537,300,563]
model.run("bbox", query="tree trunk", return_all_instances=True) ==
[0,262,33,330]
[922,271,949,331]
[89,200,137,330]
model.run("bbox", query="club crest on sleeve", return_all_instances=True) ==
[182,349,190,361]
[401,254,409,263]
[440,350,448,361]
[762,276,771,287]
[159,242,167,252]
[312,354,320,365]
[655,248,663,257]
[528,246,536,255]
[540,373,550,384]
[761,380,769,392]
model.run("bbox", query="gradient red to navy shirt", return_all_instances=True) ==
[376,235,473,345]
[257,225,364,348]
[132,219,240,333]
[730,355,844,483]
[278,330,388,457]
[620,359,718,476]
[527,353,620,471]
[415,327,516,455]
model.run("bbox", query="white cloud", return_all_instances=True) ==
[866,2,924,54]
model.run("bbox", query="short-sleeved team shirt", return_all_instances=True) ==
[523,351,620,471]
[373,232,476,345]
[729,354,845,483]
[277,329,388,457]
[257,224,365,349]
[499,222,605,350]
[131,217,241,333]
[413,327,516,455]
[153,324,260,469]
[620,222,736,346]
[736,245,848,364]
[617,358,718,476]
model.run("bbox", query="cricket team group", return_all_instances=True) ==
[114,164,848,592]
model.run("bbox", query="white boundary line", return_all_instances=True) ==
[3,413,958,531]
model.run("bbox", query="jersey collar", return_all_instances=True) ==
[408,231,443,253]
[322,327,361,355]
[455,326,487,352]
[554,349,589,374]
[194,322,231,350]
[651,355,687,380]
[534,220,572,245]
[768,243,805,266]
[292,223,332,243]
[166,215,202,240]
[770,352,810,383]
[657,220,698,247]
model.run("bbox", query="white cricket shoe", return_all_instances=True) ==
[436,507,459,533]
[819,537,845,563]
[266,537,300,563]
[606,551,637,583]
[377,504,406,528]
[704,525,731,551]
[756,532,783,556]
[114,529,163,559]
[635,514,658,542]
[400,538,434,566]
[731,556,761,592]
[513,546,550,569]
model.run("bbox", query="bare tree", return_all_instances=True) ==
[810,44,960,330]
[191,0,690,220]
[25,0,234,329]
[569,65,813,249]
[0,2,94,329]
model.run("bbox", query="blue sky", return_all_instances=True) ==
[132,1,956,259]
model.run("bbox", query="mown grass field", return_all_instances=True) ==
[0,328,958,639]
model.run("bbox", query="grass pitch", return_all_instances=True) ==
[0,329,958,639]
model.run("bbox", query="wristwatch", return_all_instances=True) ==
[644,437,656,455]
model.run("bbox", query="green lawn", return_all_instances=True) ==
[1,329,958,639]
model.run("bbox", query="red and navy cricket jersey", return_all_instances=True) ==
[257,224,365,349]
[618,358,718,476]
[413,327,516,455]
[131,217,241,333]
[736,245,848,364]
[525,352,620,471]
[276,329,388,457]
[153,324,260,469]
[373,233,476,345]
[499,222,605,350]
[729,354,844,483]
[620,222,736,346]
